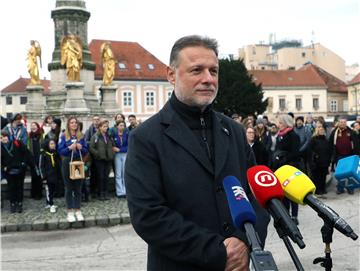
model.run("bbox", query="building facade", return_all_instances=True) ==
[347,73,360,115]
[239,43,346,81]
[250,64,348,120]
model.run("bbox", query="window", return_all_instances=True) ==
[330,100,338,112]
[252,47,256,55]
[6,113,13,120]
[20,96,27,104]
[146,92,155,106]
[123,92,132,107]
[118,63,126,69]
[295,98,302,110]
[301,52,306,58]
[134,64,141,70]
[147,64,154,70]
[279,98,286,111]
[313,98,319,110]
[6,96,12,105]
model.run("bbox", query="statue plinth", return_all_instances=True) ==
[100,84,119,113]
[64,81,89,113]
[26,84,45,112]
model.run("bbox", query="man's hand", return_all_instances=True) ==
[223,237,249,271]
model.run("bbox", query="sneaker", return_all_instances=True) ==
[347,189,354,195]
[75,211,84,221]
[50,205,57,213]
[67,212,76,223]
[45,204,51,209]
[336,190,344,195]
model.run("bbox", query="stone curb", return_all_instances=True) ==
[1,213,130,233]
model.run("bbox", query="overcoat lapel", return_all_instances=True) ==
[213,113,230,179]
[160,103,214,175]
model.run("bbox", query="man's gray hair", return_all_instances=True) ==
[169,35,218,67]
[278,114,294,128]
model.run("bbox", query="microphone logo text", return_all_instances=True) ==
[232,186,248,201]
[254,171,277,187]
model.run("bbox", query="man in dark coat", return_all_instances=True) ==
[125,35,270,271]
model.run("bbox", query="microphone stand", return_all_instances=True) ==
[313,222,333,271]
[273,221,304,271]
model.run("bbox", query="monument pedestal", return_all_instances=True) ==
[64,82,89,113]
[100,84,119,114]
[26,85,45,112]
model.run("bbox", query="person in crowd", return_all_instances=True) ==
[125,35,270,270]
[112,120,129,198]
[231,113,242,124]
[309,125,331,196]
[329,116,358,195]
[28,122,44,199]
[78,121,90,202]
[1,130,35,213]
[89,119,114,201]
[351,121,360,155]
[58,117,88,222]
[3,113,28,145]
[44,118,62,143]
[39,139,61,213]
[305,113,315,135]
[268,123,279,168]
[242,116,254,128]
[44,118,63,197]
[262,116,270,128]
[41,115,54,135]
[294,116,312,173]
[127,114,138,132]
[246,126,268,165]
[272,114,301,225]
[109,113,126,137]
[254,118,271,152]
[85,115,100,198]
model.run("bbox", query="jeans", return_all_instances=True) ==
[62,157,83,209]
[114,152,127,196]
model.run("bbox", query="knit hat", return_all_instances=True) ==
[295,116,304,122]
[287,112,294,119]
[256,118,264,125]
[11,113,22,122]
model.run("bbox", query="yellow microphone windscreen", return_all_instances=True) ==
[274,165,316,205]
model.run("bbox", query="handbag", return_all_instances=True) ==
[69,149,85,180]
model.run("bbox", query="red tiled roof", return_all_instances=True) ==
[89,39,168,81]
[348,72,360,86]
[1,77,50,94]
[249,69,326,88]
[299,64,347,93]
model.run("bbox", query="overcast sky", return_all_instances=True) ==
[0,0,359,90]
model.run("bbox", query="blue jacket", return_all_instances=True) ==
[113,130,129,153]
[58,134,88,158]
[4,124,28,145]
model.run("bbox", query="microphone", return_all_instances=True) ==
[275,165,358,240]
[223,176,278,271]
[247,165,305,249]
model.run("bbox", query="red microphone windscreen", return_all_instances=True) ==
[246,165,284,207]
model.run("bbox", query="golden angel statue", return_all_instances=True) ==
[27,40,42,85]
[101,42,116,86]
[60,35,83,81]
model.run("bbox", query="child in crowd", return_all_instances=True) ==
[39,139,61,213]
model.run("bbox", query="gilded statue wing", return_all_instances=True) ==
[74,36,83,66]
[100,42,106,58]
[34,40,42,68]
[60,36,69,66]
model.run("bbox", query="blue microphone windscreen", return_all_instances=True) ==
[223,176,256,230]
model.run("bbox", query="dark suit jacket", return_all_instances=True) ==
[125,102,270,271]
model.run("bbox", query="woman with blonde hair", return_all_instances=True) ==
[58,117,88,222]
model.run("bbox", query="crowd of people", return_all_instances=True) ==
[237,112,360,225]
[1,113,138,222]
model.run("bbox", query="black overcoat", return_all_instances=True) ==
[125,102,270,271]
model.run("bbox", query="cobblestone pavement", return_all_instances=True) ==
[1,196,130,232]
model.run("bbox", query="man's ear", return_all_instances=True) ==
[167,66,176,85]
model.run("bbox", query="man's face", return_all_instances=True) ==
[129,117,136,126]
[1,135,9,144]
[93,116,100,127]
[339,119,347,129]
[167,46,219,110]
[296,119,303,127]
